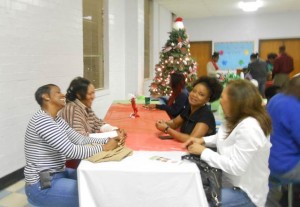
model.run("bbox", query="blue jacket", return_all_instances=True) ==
[267,93,300,174]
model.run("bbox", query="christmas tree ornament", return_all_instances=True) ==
[164,46,172,52]
[176,42,183,48]
[181,47,187,53]
[173,17,184,30]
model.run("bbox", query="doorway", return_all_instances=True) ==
[190,41,212,77]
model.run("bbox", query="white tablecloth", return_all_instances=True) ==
[78,151,208,207]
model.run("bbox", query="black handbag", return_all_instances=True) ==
[182,154,222,207]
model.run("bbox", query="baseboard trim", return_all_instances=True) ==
[0,167,24,191]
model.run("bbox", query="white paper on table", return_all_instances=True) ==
[89,131,118,139]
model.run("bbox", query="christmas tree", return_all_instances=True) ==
[149,17,198,96]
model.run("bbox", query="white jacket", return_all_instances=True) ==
[206,61,217,77]
[201,117,271,207]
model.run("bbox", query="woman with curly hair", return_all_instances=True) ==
[155,76,223,142]
[184,79,272,207]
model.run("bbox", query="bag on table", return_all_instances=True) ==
[86,146,133,163]
[181,154,222,207]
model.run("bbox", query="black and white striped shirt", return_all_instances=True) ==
[24,109,108,184]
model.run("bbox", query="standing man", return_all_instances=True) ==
[273,45,294,88]
[248,53,268,96]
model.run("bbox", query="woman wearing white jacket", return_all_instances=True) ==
[184,79,272,207]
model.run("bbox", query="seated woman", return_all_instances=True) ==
[155,76,222,142]
[59,77,126,168]
[24,84,123,207]
[184,79,272,207]
[148,73,189,119]
[266,75,300,207]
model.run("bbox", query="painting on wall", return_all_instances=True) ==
[214,41,254,70]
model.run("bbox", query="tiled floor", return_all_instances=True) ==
[0,180,34,207]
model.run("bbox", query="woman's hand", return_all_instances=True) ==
[183,137,205,147]
[187,143,206,155]
[117,128,127,139]
[112,128,127,146]
[102,138,119,151]
[183,137,206,155]
[155,120,168,132]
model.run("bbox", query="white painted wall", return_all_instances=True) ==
[143,1,172,96]
[124,0,145,96]
[93,0,147,116]
[92,0,127,118]
[184,12,300,52]
[0,0,84,178]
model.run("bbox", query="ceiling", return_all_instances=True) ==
[156,0,300,19]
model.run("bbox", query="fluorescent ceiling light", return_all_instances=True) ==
[239,0,263,12]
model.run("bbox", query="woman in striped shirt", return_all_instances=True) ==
[24,84,122,207]
[59,77,127,168]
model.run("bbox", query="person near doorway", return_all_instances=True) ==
[247,53,268,97]
[207,52,220,78]
[266,53,277,81]
[273,45,294,88]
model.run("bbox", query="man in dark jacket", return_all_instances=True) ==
[248,53,268,96]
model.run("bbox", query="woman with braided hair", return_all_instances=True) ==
[148,73,189,118]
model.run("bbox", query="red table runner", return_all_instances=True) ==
[104,103,185,151]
